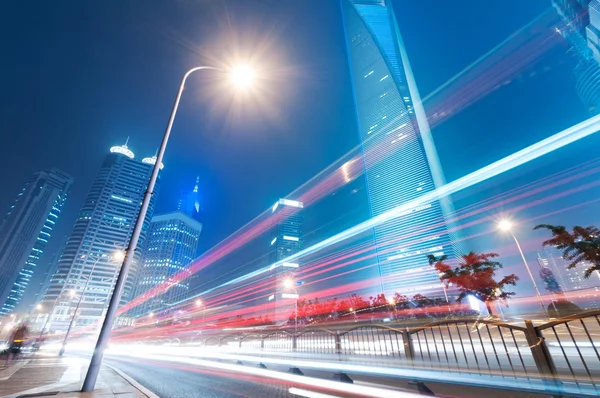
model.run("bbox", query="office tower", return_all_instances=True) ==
[552,0,600,113]
[178,176,202,223]
[42,142,160,331]
[538,246,600,308]
[268,199,303,321]
[132,211,202,318]
[0,169,72,316]
[340,0,459,297]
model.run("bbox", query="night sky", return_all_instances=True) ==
[2,0,599,306]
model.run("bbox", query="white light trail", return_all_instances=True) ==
[272,114,600,267]
[193,114,600,293]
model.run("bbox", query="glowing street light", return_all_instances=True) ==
[229,65,256,89]
[496,219,548,317]
[36,304,43,311]
[82,64,259,392]
[283,278,295,289]
[148,312,154,318]
[195,299,203,307]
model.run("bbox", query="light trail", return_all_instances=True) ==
[108,11,567,317]
[269,114,600,269]
[132,161,600,328]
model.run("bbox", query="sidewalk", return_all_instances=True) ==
[0,354,155,398]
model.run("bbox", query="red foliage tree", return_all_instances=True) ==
[428,252,518,314]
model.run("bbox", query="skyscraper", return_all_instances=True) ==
[0,169,72,316]
[341,0,459,297]
[538,246,600,309]
[552,0,600,114]
[178,176,202,223]
[131,211,202,318]
[268,198,303,321]
[42,143,160,331]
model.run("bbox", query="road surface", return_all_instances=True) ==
[105,356,295,398]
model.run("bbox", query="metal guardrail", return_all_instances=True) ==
[188,310,600,395]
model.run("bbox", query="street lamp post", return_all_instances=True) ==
[59,254,107,356]
[497,219,548,318]
[81,65,255,392]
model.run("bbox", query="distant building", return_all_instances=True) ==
[178,176,202,223]
[537,246,600,309]
[132,211,202,318]
[340,0,460,297]
[42,142,160,331]
[268,198,303,321]
[0,169,72,316]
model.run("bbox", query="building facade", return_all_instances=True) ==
[0,169,72,316]
[340,0,460,297]
[552,0,600,114]
[538,246,600,309]
[131,211,202,318]
[267,199,303,322]
[42,143,160,331]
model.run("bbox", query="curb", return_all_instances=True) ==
[106,364,159,398]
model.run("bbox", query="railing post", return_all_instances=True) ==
[524,320,562,396]
[335,332,342,355]
[402,328,415,361]
[238,338,242,349]
[260,338,265,350]
[292,334,297,352]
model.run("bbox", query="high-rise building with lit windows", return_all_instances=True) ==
[42,142,161,331]
[341,0,460,297]
[0,169,72,317]
[552,0,600,114]
[538,246,600,309]
[268,199,303,319]
[131,211,202,318]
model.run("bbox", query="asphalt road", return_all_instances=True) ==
[105,356,295,398]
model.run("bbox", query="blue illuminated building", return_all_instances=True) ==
[553,0,600,114]
[43,142,160,331]
[0,169,72,316]
[132,211,202,318]
[341,0,460,297]
[178,176,202,223]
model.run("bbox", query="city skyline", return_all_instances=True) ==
[2,0,600,318]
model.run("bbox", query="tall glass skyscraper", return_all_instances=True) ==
[552,0,600,114]
[341,0,459,297]
[131,211,202,318]
[0,169,72,316]
[42,143,159,331]
[268,199,303,320]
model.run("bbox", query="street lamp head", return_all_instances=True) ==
[112,250,125,262]
[69,289,76,297]
[148,312,154,318]
[195,299,202,307]
[36,304,43,311]
[229,65,256,89]
[283,278,294,289]
[497,219,513,232]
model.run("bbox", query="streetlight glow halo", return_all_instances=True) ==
[229,65,256,89]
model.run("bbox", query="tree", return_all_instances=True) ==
[534,224,600,278]
[428,252,519,315]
